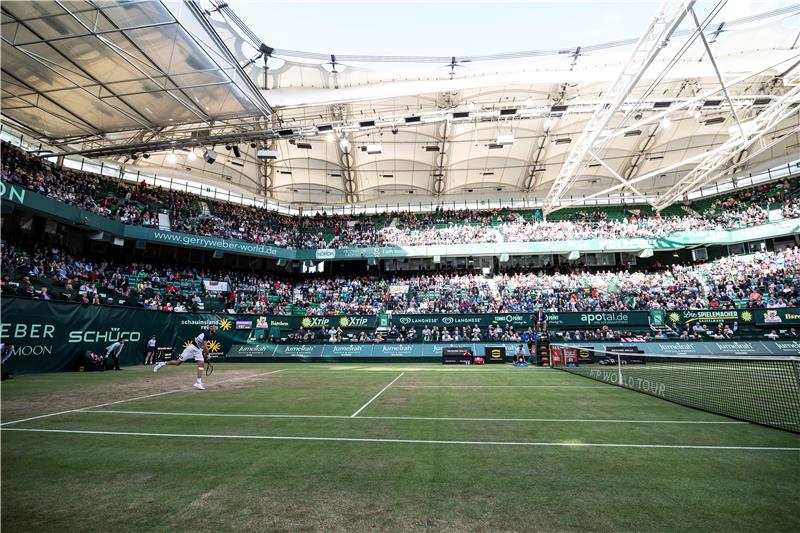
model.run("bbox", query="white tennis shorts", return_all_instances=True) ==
[178,345,204,362]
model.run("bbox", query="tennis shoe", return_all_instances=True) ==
[153,362,166,372]
[193,382,205,390]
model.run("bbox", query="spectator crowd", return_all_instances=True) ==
[4,141,799,250]
[4,237,798,317]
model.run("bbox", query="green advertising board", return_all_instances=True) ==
[544,311,652,328]
[3,297,797,372]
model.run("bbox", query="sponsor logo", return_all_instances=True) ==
[283,345,315,353]
[152,232,280,257]
[339,317,369,328]
[442,316,454,325]
[315,249,336,260]
[493,314,524,324]
[180,319,220,326]
[331,345,367,355]
[579,312,630,325]
[218,318,233,331]
[268,320,290,328]
[234,344,271,353]
[380,345,413,354]
[207,340,223,353]
[676,310,745,323]
[0,323,55,339]
[657,343,701,354]
[301,317,333,329]
[714,342,757,354]
[235,320,254,330]
[68,327,141,343]
[9,344,52,357]
[399,317,412,325]
[774,340,800,352]
[0,182,26,204]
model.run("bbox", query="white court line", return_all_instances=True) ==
[394,385,614,389]
[0,369,286,427]
[79,409,749,425]
[351,372,405,417]
[2,427,796,451]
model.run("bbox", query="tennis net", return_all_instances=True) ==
[553,345,800,433]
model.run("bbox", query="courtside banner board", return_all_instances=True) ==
[2,298,796,372]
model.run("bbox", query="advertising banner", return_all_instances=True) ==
[3,297,796,373]
[752,308,800,326]
[0,298,175,373]
[544,311,651,328]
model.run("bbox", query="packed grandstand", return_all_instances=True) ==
[3,132,799,344]
[3,2,800,531]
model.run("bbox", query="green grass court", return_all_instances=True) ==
[2,363,798,532]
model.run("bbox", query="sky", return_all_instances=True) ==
[227,1,792,58]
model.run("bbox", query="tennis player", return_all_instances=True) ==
[153,324,217,390]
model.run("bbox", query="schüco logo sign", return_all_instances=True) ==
[68,327,141,343]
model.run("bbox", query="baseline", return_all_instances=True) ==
[0,369,286,427]
[2,427,796,451]
[79,409,747,424]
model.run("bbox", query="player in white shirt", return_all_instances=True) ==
[154,324,217,390]
[144,335,157,366]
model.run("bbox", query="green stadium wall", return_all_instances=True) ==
[2,297,798,373]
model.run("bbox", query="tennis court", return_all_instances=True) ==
[2,363,799,532]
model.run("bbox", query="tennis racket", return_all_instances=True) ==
[205,356,214,376]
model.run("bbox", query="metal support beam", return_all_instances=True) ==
[184,0,273,118]
[689,7,746,139]
[543,0,693,214]
[431,121,450,195]
[655,84,800,210]
[588,151,652,204]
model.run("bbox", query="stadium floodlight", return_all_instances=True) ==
[339,137,350,152]
[256,149,280,160]
[660,117,671,128]
[166,152,177,164]
[203,149,217,164]
[496,133,514,146]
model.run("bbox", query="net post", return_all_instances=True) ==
[617,351,623,387]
